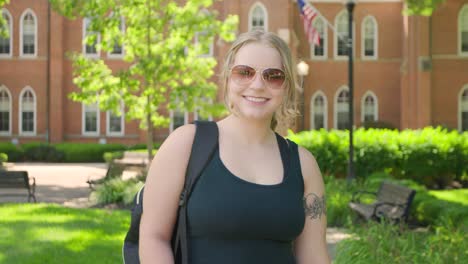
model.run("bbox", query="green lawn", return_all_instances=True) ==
[428,189,468,205]
[0,203,130,264]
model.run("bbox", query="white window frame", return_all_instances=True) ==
[169,109,188,133]
[18,86,36,135]
[0,9,13,58]
[459,4,468,56]
[0,85,12,135]
[107,16,125,59]
[361,16,378,60]
[82,17,100,58]
[194,97,213,121]
[310,90,328,129]
[248,2,268,32]
[361,91,379,122]
[458,84,468,131]
[195,31,214,57]
[334,85,349,129]
[106,103,125,136]
[82,102,100,136]
[19,9,38,58]
[311,17,327,60]
[334,10,355,60]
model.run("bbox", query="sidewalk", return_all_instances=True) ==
[1,162,350,260]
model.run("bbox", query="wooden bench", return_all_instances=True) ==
[87,151,149,190]
[0,171,36,202]
[349,181,416,223]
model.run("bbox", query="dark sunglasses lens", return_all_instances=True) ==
[231,65,256,84]
[262,68,286,88]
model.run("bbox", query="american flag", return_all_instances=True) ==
[298,0,320,46]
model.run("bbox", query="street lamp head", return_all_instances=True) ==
[297,60,309,77]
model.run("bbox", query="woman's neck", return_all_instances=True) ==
[218,115,275,146]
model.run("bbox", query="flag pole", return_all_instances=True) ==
[304,1,348,42]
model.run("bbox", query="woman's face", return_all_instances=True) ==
[227,42,287,122]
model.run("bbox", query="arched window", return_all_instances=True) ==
[249,3,268,32]
[362,16,378,59]
[0,86,11,134]
[335,10,348,58]
[0,9,12,57]
[82,102,99,135]
[311,17,327,59]
[83,17,100,57]
[361,91,378,122]
[459,86,468,131]
[19,87,36,134]
[20,10,37,57]
[170,97,188,133]
[459,4,468,55]
[334,87,349,129]
[311,91,327,129]
[107,102,124,136]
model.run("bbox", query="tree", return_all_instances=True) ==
[404,0,446,16]
[49,0,238,158]
[0,0,10,37]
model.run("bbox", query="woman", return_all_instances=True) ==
[139,30,330,264]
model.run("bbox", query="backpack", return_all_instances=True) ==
[122,121,219,264]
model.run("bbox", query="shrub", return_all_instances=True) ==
[22,143,65,162]
[0,142,24,162]
[54,143,127,162]
[91,178,144,205]
[0,153,8,163]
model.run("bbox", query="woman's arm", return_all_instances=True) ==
[139,124,196,264]
[294,146,331,264]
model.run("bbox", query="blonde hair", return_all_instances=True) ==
[220,30,299,130]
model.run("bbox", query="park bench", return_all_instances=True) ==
[349,181,416,223]
[87,151,149,190]
[0,171,36,202]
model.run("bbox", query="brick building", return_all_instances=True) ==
[0,0,467,145]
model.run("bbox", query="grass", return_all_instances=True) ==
[0,203,130,264]
[428,189,468,206]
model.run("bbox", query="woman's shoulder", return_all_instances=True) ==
[157,124,196,155]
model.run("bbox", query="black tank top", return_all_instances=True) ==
[187,135,305,264]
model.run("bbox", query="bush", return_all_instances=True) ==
[22,143,65,162]
[0,142,24,162]
[91,178,144,205]
[54,143,127,162]
[288,127,468,188]
[0,153,8,163]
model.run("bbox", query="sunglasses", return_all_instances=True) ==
[229,65,287,89]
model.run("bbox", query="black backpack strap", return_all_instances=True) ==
[174,121,218,264]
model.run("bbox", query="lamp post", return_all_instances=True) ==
[346,0,355,182]
[297,60,309,131]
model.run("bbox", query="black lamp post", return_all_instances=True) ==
[346,0,355,182]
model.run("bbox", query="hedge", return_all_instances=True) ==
[288,127,468,188]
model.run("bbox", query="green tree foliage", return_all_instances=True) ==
[49,0,238,157]
[0,0,10,37]
[404,0,445,16]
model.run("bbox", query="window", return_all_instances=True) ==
[460,86,468,131]
[311,91,327,129]
[20,10,37,57]
[195,31,214,57]
[335,11,348,58]
[0,87,11,134]
[194,98,213,121]
[362,16,377,59]
[335,87,349,129]
[249,3,267,32]
[170,109,188,132]
[311,17,327,59]
[107,103,124,136]
[108,16,124,58]
[83,18,100,57]
[83,102,99,135]
[361,92,378,122]
[19,88,36,134]
[0,10,12,56]
[459,5,468,55]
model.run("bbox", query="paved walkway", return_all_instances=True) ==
[1,162,351,260]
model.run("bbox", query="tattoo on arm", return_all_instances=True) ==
[303,193,326,220]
